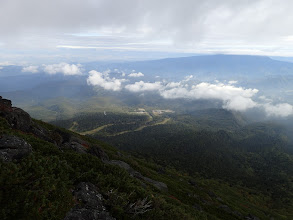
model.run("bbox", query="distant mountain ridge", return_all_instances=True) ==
[88,54,293,79]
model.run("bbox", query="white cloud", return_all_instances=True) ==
[43,63,82,75]
[86,71,293,117]
[22,65,39,73]
[262,103,293,117]
[159,81,293,117]
[0,66,3,70]
[125,81,162,92]
[128,72,144,77]
[87,70,126,91]
[165,82,181,88]
[223,96,257,112]
[228,80,238,84]
[160,82,258,111]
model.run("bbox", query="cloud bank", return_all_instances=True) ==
[87,70,126,91]
[87,70,293,117]
[22,65,39,73]
[263,103,293,117]
[3,0,293,58]
[128,72,144,77]
[160,82,258,111]
[125,81,162,92]
[43,63,82,75]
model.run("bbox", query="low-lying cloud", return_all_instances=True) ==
[22,65,39,73]
[87,70,126,91]
[128,72,144,77]
[160,82,258,111]
[43,63,82,75]
[87,70,293,117]
[262,102,293,117]
[125,81,162,92]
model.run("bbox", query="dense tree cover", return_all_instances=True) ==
[52,109,293,218]
[97,121,293,212]
[1,117,208,219]
[2,108,293,219]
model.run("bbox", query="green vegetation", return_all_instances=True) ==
[98,122,293,212]
[51,108,293,219]
[2,105,293,219]
[0,117,204,219]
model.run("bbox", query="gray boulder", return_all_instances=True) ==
[245,214,260,220]
[2,107,32,132]
[141,176,168,192]
[0,97,53,143]
[62,141,88,154]
[0,135,32,162]
[108,160,168,191]
[0,97,12,108]
[64,182,115,220]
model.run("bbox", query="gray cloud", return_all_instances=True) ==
[2,0,293,57]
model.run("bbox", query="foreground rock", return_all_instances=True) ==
[0,97,110,164]
[64,182,115,220]
[0,96,53,142]
[1,96,33,132]
[108,160,168,192]
[245,214,260,220]
[0,135,32,162]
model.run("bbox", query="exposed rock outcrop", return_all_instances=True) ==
[0,96,53,142]
[108,160,168,192]
[0,97,111,163]
[64,182,115,220]
[245,214,260,220]
[54,128,107,158]
[0,135,32,162]
[0,96,32,132]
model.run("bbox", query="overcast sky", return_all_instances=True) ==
[2,0,293,63]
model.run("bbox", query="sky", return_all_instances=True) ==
[0,0,292,117]
[2,0,293,63]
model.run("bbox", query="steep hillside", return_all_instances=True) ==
[1,96,293,220]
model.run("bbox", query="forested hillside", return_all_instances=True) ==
[52,105,293,219]
[2,97,293,220]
